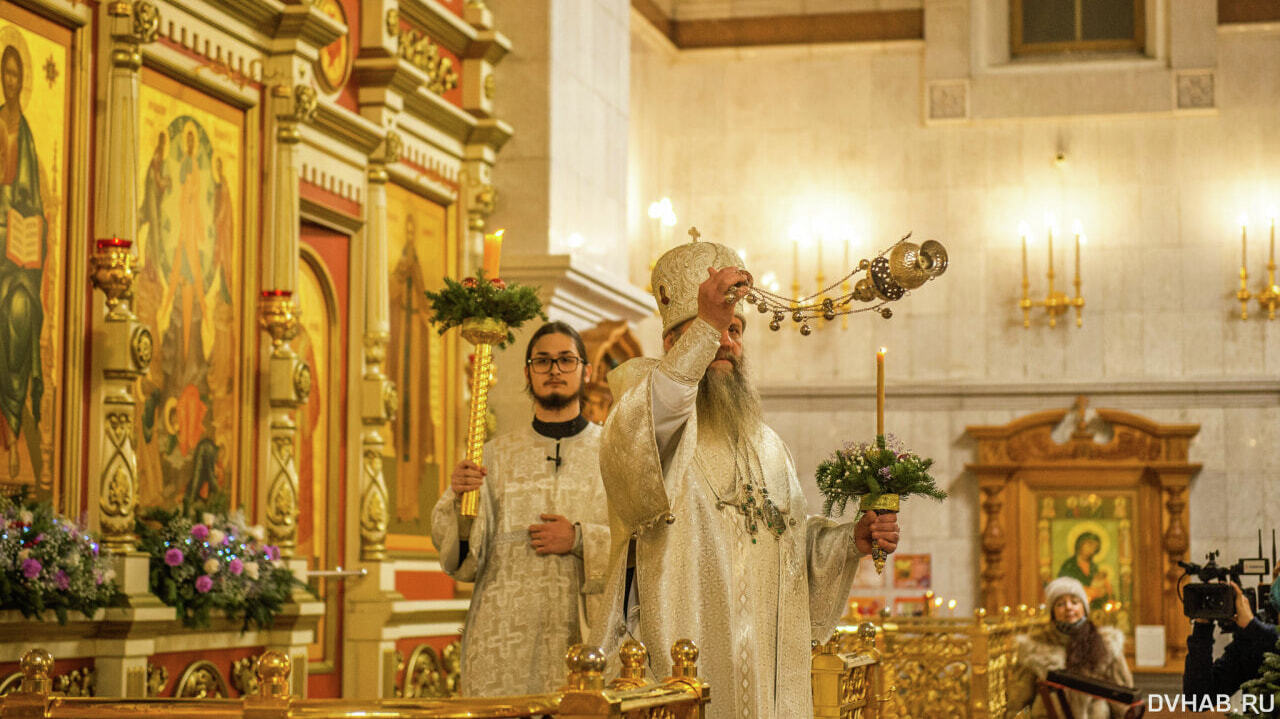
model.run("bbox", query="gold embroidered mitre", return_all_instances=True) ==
[650,238,744,335]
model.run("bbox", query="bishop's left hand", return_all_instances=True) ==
[528,514,575,555]
[854,511,900,556]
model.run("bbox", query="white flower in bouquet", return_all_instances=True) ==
[104,568,116,583]
[203,558,220,575]
[244,562,260,580]
[17,548,30,561]
[18,510,33,524]
[208,529,226,546]
[65,551,81,567]
[249,525,265,542]
[202,513,216,527]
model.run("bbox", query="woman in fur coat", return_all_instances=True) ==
[1007,576,1134,719]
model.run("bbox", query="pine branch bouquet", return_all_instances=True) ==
[0,493,120,623]
[815,434,947,517]
[137,506,306,631]
[424,270,546,347]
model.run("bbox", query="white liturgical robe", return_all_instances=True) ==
[431,423,611,696]
[592,318,863,719]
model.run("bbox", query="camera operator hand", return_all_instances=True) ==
[1228,581,1255,629]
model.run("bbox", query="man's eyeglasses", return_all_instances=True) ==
[527,356,584,374]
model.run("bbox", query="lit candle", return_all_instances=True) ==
[482,229,505,278]
[843,237,850,268]
[1018,221,1030,284]
[1239,214,1249,269]
[1072,219,1083,286]
[1270,212,1275,265]
[876,347,886,437]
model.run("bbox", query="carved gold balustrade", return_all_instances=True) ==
[825,604,1046,719]
[812,622,888,719]
[0,640,709,719]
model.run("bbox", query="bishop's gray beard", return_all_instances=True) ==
[695,355,762,445]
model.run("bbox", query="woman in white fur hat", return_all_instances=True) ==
[1006,576,1135,719]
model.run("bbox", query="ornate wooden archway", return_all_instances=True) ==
[579,320,645,424]
[965,397,1200,669]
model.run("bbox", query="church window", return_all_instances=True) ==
[1011,0,1144,56]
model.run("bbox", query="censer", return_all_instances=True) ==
[738,233,948,335]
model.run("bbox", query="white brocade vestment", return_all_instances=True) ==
[431,423,611,696]
[592,318,863,719]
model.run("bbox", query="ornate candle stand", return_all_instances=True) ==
[90,238,152,554]
[458,317,507,517]
[258,290,309,558]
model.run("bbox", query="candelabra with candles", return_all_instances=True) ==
[1018,218,1086,328]
[1235,214,1280,320]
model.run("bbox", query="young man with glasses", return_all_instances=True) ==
[431,321,610,696]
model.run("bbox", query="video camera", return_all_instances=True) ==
[1177,530,1278,628]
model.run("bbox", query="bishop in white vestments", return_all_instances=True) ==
[593,239,900,719]
[432,322,612,696]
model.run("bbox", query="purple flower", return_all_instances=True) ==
[33,533,44,544]
[878,467,892,479]
[164,548,185,567]
[229,558,244,576]
[95,570,104,585]
[190,524,210,541]
[54,570,69,590]
[91,543,99,557]
[21,558,42,579]
[264,545,279,561]
[195,575,214,593]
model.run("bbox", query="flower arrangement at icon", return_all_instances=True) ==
[814,434,948,517]
[137,507,305,630]
[423,270,546,348]
[0,494,120,624]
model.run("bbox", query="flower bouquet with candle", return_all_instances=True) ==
[424,269,546,348]
[137,505,306,630]
[815,434,947,518]
[0,493,120,623]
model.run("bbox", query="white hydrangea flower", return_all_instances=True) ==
[249,525,266,542]
[203,558,220,575]
[244,562,260,580]
[208,529,226,546]
[202,513,216,527]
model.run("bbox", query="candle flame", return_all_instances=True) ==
[878,346,887,355]
[1072,218,1084,235]
[1079,234,1088,245]
[1018,220,1031,238]
[1238,213,1249,228]
[488,229,505,241]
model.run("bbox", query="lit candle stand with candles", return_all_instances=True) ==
[1246,211,1280,320]
[1018,216,1086,328]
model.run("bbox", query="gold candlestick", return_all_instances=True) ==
[1018,222,1031,328]
[1257,215,1280,320]
[458,317,507,517]
[841,239,851,330]
[1238,216,1251,320]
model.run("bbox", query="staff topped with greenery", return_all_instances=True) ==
[424,270,546,347]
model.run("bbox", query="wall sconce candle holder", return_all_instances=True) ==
[1235,216,1280,320]
[1018,220,1085,328]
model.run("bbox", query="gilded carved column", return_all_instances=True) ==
[358,131,400,561]
[90,1,159,554]
[259,84,318,559]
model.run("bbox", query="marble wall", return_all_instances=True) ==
[488,0,631,277]
[629,9,1280,613]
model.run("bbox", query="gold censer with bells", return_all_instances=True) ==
[721,231,949,334]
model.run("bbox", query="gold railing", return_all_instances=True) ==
[812,622,889,719]
[832,604,1045,719]
[0,641,709,719]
